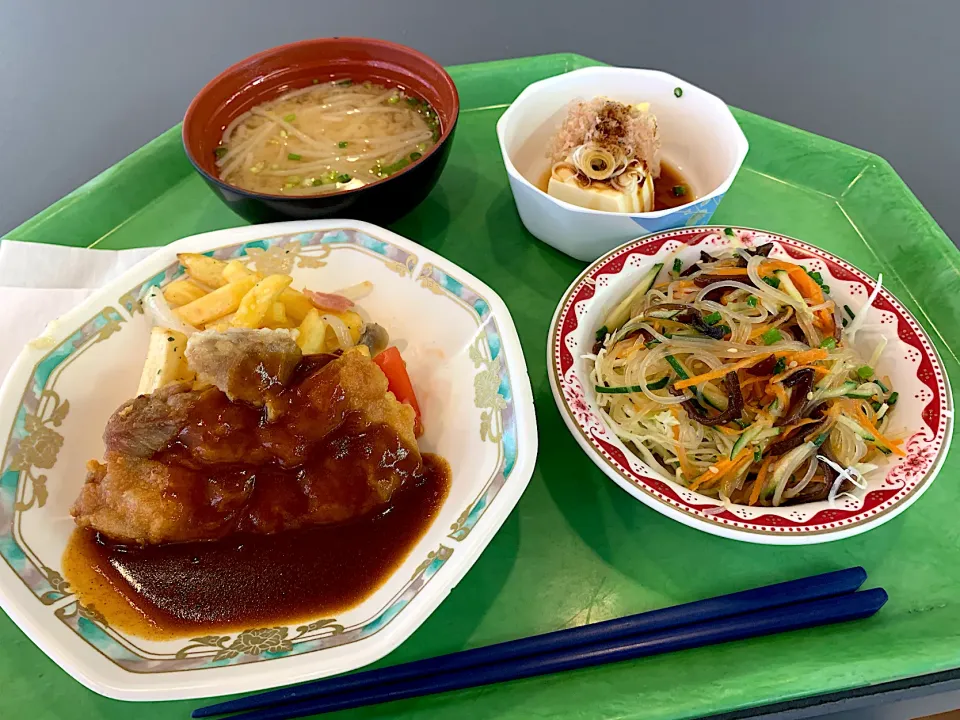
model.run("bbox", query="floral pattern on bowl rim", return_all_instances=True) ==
[0,220,537,700]
[548,226,953,544]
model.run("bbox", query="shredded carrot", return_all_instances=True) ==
[770,364,830,383]
[690,447,752,491]
[778,417,822,436]
[784,349,829,366]
[857,416,907,457]
[674,355,768,389]
[749,456,774,505]
[716,425,741,436]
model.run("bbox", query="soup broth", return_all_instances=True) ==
[216,80,440,196]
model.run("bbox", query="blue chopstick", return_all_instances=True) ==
[195,566,867,718]
[221,588,888,720]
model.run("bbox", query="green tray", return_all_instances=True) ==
[4,53,959,720]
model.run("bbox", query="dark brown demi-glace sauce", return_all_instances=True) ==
[63,454,448,640]
[537,160,694,211]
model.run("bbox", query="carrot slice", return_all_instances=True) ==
[749,456,774,505]
[373,346,423,436]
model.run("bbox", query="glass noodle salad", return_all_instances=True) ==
[589,232,904,508]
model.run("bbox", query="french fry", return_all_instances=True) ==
[136,328,194,395]
[222,259,256,284]
[263,302,289,328]
[222,260,313,322]
[178,253,228,288]
[279,289,315,323]
[232,275,293,328]
[176,276,257,327]
[296,308,327,354]
[205,312,236,332]
[163,278,208,307]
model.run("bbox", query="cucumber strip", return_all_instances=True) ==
[665,354,689,379]
[730,423,780,459]
[603,263,665,331]
[595,377,669,394]
[774,269,814,318]
[837,414,876,442]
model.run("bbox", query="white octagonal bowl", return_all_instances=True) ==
[0,220,537,700]
[548,226,952,545]
[497,67,749,262]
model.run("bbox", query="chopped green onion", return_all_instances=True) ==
[805,269,824,285]
[416,142,427,152]
[283,113,296,122]
[672,258,683,273]
[754,446,763,462]
[773,357,786,375]
[407,97,419,106]
[762,328,783,345]
[410,151,422,161]
[820,337,837,349]
[214,147,228,159]
[645,339,661,349]
[665,355,689,379]
[703,311,722,325]
[888,391,899,406]
[362,81,372,89]
[747,295,758,307]
[842,317,849,327]
[326,170,339,181]
[857,365,874,379]
[284,176,301,187]
[338,141,348,148]
[871,401,883,412]
[674,87,683,98]
[337,79,353,86]
[812,432,830,447]
[337,173,351,183]
[718,324,731,336]
[312,178,323,186]
[387,95,400,104]
[734,419,749,429]
[595,377,670,394]
[595,325,608,342]
[672,185,686,197]
[821,285,831,294]
[312,79,319,84]
[876,379,889,393]
[844,304,855,320]
[287,153,302,161]
[724,227,735,236]
[763,276,781,289]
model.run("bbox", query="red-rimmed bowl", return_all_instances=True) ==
[183,38,459,224]
[548,226,953,545]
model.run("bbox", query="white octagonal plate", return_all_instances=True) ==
[0,220,537,700]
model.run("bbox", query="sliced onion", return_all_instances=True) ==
[322,313,354,349]
[333,281,374,302]
[571,144,620,180]
[142,286,196,335]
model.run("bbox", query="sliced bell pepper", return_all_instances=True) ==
[373,346,423,435]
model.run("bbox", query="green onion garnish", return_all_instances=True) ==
[871,401,883,412]
[754,446,763,462]
[763,276,781,289]
[387,96,400,104]
[214,147,228,159]
[724,227,735,236]
[747,295,758,308]
[312,178,323,186]
[338,141,348,148]
[284,176,301,187]
[283,113,296,122]
[820,337,837,349]
[337,79,353,86]
[762,328,783,345]
[410,151,422,161]
[287,153,302,161]
[812,432,830,447]
[596,377,670,394]
[888,391,899,406]
[718,324,731,336]
[407,97,419,106]
[876,379,889,393]
[645,339,661,349]
[821,285,831,294]
[665,355,689,379]
[337,174,351,183]
[857,365,874,379]
[672,185,686,197]
[773,357,786,375]
[312,79,319,84]
[844,304,855,320]
[672,258,683,273]
[674,87,683,98]
[703,311,722,325]
[806,269,824,284]
[595,325,608,342]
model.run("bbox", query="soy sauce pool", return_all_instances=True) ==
[62,456,449,640]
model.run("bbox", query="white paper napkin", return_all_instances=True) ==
[0,240,157,384]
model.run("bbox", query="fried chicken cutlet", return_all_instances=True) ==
[71,329,422,545]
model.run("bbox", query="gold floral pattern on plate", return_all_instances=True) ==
[175,619,344,662]
[244,241,330,275]
[469,336,506,444]
[11,389,69,511]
